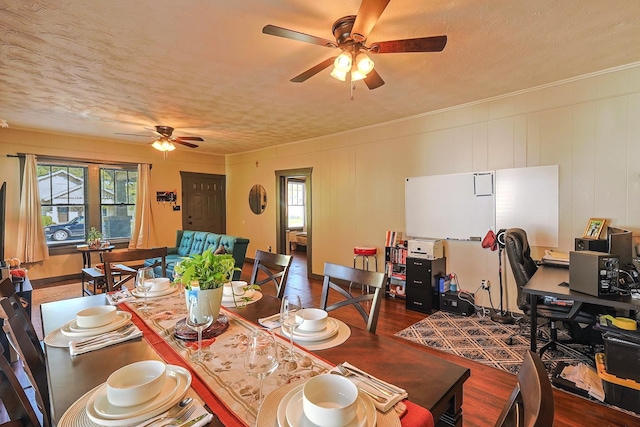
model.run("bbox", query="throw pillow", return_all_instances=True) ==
[214,245,226,255]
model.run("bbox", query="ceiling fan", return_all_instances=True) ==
[116,125,203,152]
[262,0,447,90]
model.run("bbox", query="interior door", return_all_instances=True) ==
[180,172,226,233]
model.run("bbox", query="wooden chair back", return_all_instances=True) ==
[0,279,48,426]
[494,350,554,427]
[0,344,41,427]
[102,247,167,292]
[249,250,293,299]
[320,262,387,333]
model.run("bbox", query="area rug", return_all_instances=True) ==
[394,311,593,375]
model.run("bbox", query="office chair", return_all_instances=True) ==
[504,228,596,356]
[494,350,554,427]
[320,262,387,333]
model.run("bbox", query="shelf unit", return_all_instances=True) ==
[385,240,407,298]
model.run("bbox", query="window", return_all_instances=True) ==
[287,179,305,229]
[38,161,137,246]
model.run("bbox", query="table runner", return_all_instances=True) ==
[120,291,433,427]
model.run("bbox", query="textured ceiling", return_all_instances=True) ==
[1,0,640,155]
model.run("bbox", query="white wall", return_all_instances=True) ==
[226,63,640,314]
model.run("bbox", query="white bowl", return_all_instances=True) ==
[76,306,117,329]
[106,360,167,407]
[302,374,358,427]
[223,280,248,296]
[147,277,170,292]
[296,308,329,332]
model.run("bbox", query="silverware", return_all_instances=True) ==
[175,413,208,427]
[330,371,387,404]
[139,398,193,427]
[337,364,394,397]
[74,324,136,348]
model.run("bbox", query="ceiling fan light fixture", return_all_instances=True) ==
[330,68,347,81]
[152,140,176,152]
[334,52,352,72]
[355,52,374,74]
[350,69,367,81]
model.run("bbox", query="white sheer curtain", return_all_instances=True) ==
[17,154,49,262]
[128,163,158,249]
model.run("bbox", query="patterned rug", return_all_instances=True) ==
[395,311,594,375]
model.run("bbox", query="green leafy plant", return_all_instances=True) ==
[87,227,103,243]
[175,248,240,290]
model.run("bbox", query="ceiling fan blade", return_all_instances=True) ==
[175,136,204,142]
[291,57,337,83]
[351,0,391,42]
[364,68,385,90]
[173,140,199,149]
[263,25,336,48]
[370,35,447,53]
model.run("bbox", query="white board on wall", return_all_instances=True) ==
[496,165,558,247]
[405,165,559,247]
[405,172,495,240]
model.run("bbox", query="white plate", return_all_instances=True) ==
[61,312,132,337]
[277,385,376,427]
[281,318,339,342]
[221,288,256,302]
[132,286,177,298]
[86,365,191,426]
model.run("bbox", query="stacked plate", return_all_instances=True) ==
[276,384,377,427]
[60,311,133,338]
[280,318,340,342]
[85,364,191,426]
[132,277,176,298]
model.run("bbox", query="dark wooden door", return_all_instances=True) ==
[180,172,226,233]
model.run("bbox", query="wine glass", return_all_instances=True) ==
[279,295,303,361]
[172,260,185,298]
[244,328,278,412]
[135,267,155,312]
[185,294,214,362]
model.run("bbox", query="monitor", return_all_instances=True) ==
[607,226,633,268]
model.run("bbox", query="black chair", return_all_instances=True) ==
[103,247,168,292]
[320,262,387,333]
[0,344,41,427]
[504,228,596,356]
[494,350,554,427]
[249,250,293,299]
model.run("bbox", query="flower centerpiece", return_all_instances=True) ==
[87,227,103,249]
[174,248,241,320]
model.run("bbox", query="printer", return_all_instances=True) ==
[407,239,444,260]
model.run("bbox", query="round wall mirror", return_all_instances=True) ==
[249,184,267,214]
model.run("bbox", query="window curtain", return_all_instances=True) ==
[17,154,49,262]
[128,163,158,249]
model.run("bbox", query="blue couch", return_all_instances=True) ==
[145,230,250,280]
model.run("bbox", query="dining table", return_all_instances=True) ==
[41,288,470,427]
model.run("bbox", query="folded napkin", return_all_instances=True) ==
[258,313,281,329]
[69,325,143,356]
[332,362,408,413]
[106,288,136,305]
[136,399,213,427]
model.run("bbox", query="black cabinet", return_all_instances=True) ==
[405,257,446,314]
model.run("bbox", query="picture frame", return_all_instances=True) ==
[583,218,605,239]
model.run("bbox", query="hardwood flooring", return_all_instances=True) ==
[32,252,638,426]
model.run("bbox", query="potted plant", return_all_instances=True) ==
[87,227,103,249]
[174,248,241,319]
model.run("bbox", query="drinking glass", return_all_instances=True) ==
[244,328,278,411]
[135,267,155,312]
[172,260,185,298]
[279,295,303,361]
[185,294,214,362]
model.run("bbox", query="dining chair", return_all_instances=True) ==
[494,350,554,427]
[249,250,293,299]
[320,262,387,333]
[0,279,49,426]
[102,247,168,292]
[0,344,41,427]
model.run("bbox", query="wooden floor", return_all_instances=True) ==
[32,252,638,426]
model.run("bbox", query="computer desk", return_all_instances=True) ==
[523,265,640,353]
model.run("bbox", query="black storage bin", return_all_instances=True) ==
[596,353,640,414]
[603,331,640,382]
